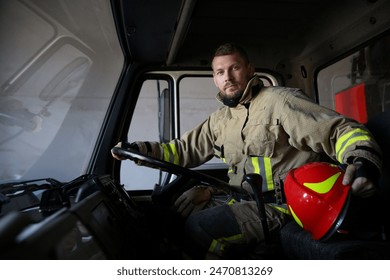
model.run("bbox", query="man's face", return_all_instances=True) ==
[212,52,254,99]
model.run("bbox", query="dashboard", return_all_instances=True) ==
[0,175,143,259]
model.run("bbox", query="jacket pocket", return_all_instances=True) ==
[246,139,275,158]
[244,121,279,157]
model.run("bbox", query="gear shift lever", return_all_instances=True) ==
[244,173,270,243]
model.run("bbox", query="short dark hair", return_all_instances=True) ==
[213,43,250,64]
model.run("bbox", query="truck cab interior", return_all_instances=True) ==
[1,0,390,260]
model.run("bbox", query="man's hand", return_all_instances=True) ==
[342,163,377,198]
[111,142,140,160]
[174,186,213,217]
[111,142,126,160]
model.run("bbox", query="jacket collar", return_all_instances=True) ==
[216,75,264,106]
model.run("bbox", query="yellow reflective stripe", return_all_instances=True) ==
[161,143,179,165]
[161,144,170,162]
[169,143,179,164]
[337,135,371,162]
[208,234,243,254]
[227,198,236,205]
[251,157,260,174]
[224,233,243,241]
[264,157,274,191]
[336,129,371,162]
[251,156,274,192]
[208,239,221,254]
[270,204,290,214]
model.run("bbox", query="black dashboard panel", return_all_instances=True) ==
[0,175,143,259]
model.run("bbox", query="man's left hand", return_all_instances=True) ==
[342,163,377,198]
[174,186,213,217]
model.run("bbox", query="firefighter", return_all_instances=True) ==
[112,43,382,259]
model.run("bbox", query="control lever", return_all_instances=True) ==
[244,173,270,244]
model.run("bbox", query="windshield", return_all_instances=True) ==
[0,0,124,183]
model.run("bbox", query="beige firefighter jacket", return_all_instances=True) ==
[137,76,382,200]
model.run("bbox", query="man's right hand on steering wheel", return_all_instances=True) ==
[111,141,142,160]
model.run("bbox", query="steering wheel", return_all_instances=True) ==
[111,146,244,195]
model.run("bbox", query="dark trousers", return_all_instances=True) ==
[184,198,290,259]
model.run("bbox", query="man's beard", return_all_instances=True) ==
[221,90,244,107]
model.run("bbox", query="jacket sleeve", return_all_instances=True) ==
[138,116,216,168]
[280,89,382,171]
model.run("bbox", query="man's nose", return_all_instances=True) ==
[224,70,232,82]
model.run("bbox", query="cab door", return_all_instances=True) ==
[120,70,280,192]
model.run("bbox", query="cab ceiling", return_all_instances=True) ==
[117,0,390,70]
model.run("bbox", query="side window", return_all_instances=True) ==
[179,77,217,135]
[178,77,223,167]
[0,0,123,182]
[120,79,169,190]
[317,33,390,123]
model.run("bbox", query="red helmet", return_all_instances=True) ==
[284,162,351,241]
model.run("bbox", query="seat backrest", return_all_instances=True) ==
[365,110,390,237]
[365,110,390,193]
